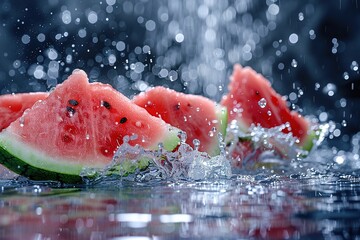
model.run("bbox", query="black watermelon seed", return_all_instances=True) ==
[174,103,181,110]
[66,106,76,115]
[101,100,111,109]
[255,91,260,95]
[120,117,127,124]
[68,99,79,106]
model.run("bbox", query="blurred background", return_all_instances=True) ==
[0,0,359,150]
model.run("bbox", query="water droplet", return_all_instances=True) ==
[37,33,46,42]
[87,11,98,24]
[278,62,284,70]
[334,155,345,164]
[291,59,298,68]
[21,34,30,44]
[339,98,347,107]
[342,120,347,127]
[175,33,184,43]
[267,111,272,116]
[319,112,328,122]
[19,116,25,127]
[193,139,200,150]
[159,69,169,78]
[168,70,178,81]
[322,83,337,97]
[298,12,304,21]
[289,92,297,101]
[268,4,279,15]
[116,41,126,52]
[47,48,58,60]
[145,20,156,31]
[78,28,87,38]
[129,134,138,141]
[13,60,21,69]
[108,54,116,66]
[258,98,267,108]
[351,61,359,71]
[298,88,304,96]
[309,29,316,40]
[135,121,142,128]
[61,10,72,24]
[289,33,298,44]
[343,72,349,80]
[178,131,187,143]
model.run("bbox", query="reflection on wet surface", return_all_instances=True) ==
[1,172,360,239]
[1,0,360,239]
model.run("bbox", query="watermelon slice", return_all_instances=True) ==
[221,64,314,150]
[132,87,227,156]
[0,92,49,132]
[0,70,180,183]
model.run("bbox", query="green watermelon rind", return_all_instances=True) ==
[207,104,228,156]
[0,126,180,183]
[105,157,151,177]
[216,104,228,140]
[0,135,84,183]
[300,129,318,153]
[160,126,181,152]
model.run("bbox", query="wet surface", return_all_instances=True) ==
[1,171,360,239]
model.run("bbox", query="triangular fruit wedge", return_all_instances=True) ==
[0,70,180,183]
[133,86,227,156]
[221,64,314,151]
[0,92,49,131]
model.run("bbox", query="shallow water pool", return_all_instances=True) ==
[1,167,360,239]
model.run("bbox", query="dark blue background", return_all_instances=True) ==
[0,0,359,150]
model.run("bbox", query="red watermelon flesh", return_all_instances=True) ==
[0,70,180,183]
[221,64,311,146]
[0,92,49,131]
[132,86,227,156]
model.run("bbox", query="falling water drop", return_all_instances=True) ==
[351,61,359,71]
[21,34,31,44]
[298,12,304,21]
[339,98,347,107]
[322,83,337,97]
[291,59,298,67]
[289,33,298,44]
[61,10,72,24]
[342,120,347,127]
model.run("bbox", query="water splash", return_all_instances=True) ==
[80,133,232,183]
[77,115,340,185]
[225,118,334,171]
